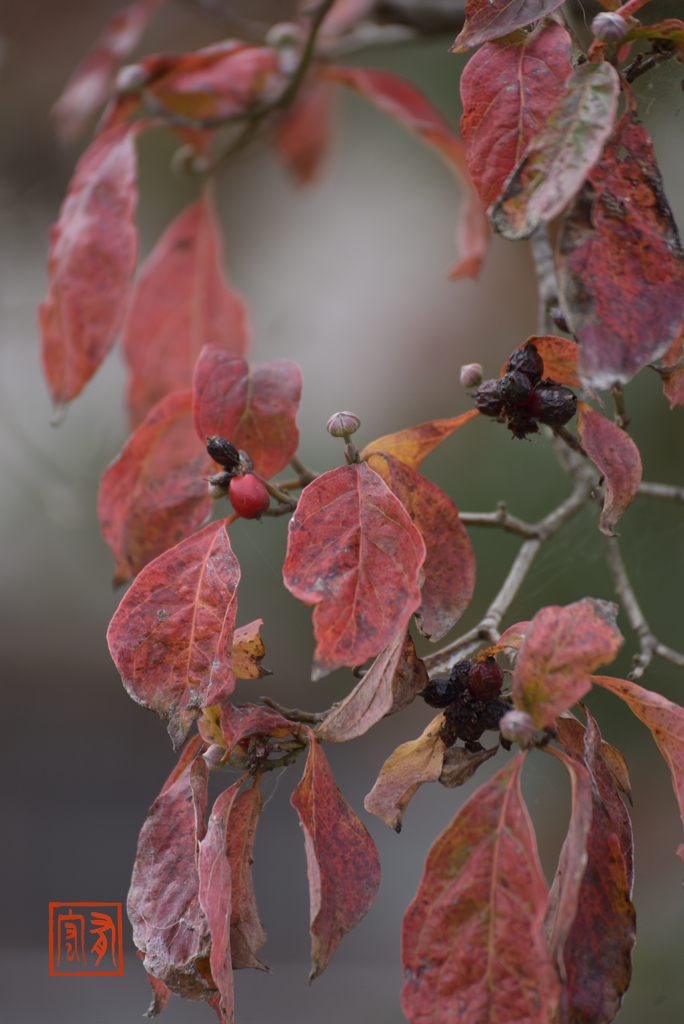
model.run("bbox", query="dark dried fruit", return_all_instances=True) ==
[500,371,532,407]
[448,660,472,695]
[441,692,513,752]
[507,407,539,440]
[206,435,241,469]
[526,381,577,427]
[506,342,544,386]
[467,657,504,701]
[472,378,504,417]
[419,678,457,708]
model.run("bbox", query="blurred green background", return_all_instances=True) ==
[1,1,683,1021]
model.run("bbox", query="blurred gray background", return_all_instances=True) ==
[1,1,684,1022]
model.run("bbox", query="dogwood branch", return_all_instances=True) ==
[638,481,684,503]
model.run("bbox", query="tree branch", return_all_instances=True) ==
[638,481,684,503]
[458,503,539,538]
[529,224,559,336]
[260,696,328,724]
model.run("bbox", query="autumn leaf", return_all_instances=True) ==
[658,325,684,409]
[107,518,240,748]
[360,409,479,471]
[232,620,271,679]
[321,65,489,279]
[626,18,684,60]
[490,62,620,240]
[193,346,302,480]
[576,403,642,536]
[401,753,560,1023]
[513,598,623,730]
[460,23,572,209]
[38,123,141,410]
[225,777,269,971]
[123,194,250,428]
[502,336,580,387]
[275,75,335,185]
[291,731,381,979]
[364,713,446,832]
[438,742,499,789]
[558,112,684,390]
[368,452,476,641]
[452,0,567,52]
[476,619,530,660]
[137,950,172,1018]
[282,462,425,679]
[98,390,213,585]
[220,702,296,753]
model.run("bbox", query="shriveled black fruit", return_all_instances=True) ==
[419,678,457,708]
[507,407,539,440]
[206,435,241,469]
[507,342,544,386]
[448,660,472,695]
[440,693,513,752]
[500,371,532,407]
[467,657,504,701]
[526,381,577,427]
[472,379,504,417]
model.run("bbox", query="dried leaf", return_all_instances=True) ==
[360,409,479,471]
[389,630,430,715]
[123,194,250,428]
[138,950,172,1018]
[364,713,446,831]
[513,598,623,730]
[438,742,498,789]
[401,753,560,1023]
[282,462,425,679]
[659,325,684,409]
[452,0,567,52]
[460,23,572,209]
[291,731,381,979]
[220,703,295,753]
[502,336,581,387]
[193,346,302,480]
[39,123,140,410]
[476,620,530,660]
[107,518,240,748]
[593,675,684,864]
[576,403,642,536]
[98,390,212,585]
[322,65,489,279]
[558,112,684,390]
[225,777,269,971]
[275,75,334,185]
[232,619,271,679]
[490,62,620,240]
[600,740,633,806]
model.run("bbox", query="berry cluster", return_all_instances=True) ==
[206,435,271,519]
[419,657,513,752]
[472,342,577,439]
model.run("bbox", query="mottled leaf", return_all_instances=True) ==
[220,702,295,753]
[193,346,302,480]
[626,18,684,60]
[232,619,271,679]
[322,65,489,279]
[390,630,431,715]
[460,23,572,209]
[438,742,499,789]
[282,462,425,679]
[513,598,623,729]
[452,0,567,52]
[107,518,240,748]
[98,390,212,585]
[576,403,642,536]
[39,123,140,410]
[291,731,381,979]
[225,777,269,971]
[360,409,479,471]
[124,195,250,428]
[490,62,620,240]
[502,336,580,387]
[275,75,334,185]
[558,112,684,390]
[401,753,560,1023]
[477,620,531,661]
[364,713,446,831]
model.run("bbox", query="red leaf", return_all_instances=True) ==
[38,123,140,410]
[576,403,642,536]
[513,598,623,730]
[275,75,335,185]
[98,390,213,585]
[477,619,530,659]
[291,731,381,979]
[368,452,476,641]
[321,65,489,280]
[107,518,240,748]
[137,950,172,1018]
[124,194,250,428]
[593,675,684,864]
[220,703,296,753]
[51,0,165,141]
[225,777,269,971]
[129,748,215,1001]
[659,325,684,409]
[364,712,446,831]
[490,62,620,240]
[502,336,580,387]
[452,0,567,51]
[193,346,302,480]
[460,23,572,209]
[558,112,684,390]
[282,462,426,679]
[320,0,376,38]
[401,753,560,1023]
[360,409,479,471]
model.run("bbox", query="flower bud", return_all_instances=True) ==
[499,710,535,747]
[115,63,149,93]
[460,363,483,388]
[591,12,629,42]
[203,743,227,770]
[207,471,233,499]
[327,411,361,438]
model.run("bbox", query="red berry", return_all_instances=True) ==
[228,473,270,519]
[467,657,504,701]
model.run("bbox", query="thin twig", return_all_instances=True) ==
[638,482,684,503]
[459,502,539,538]
[623,50,673,84]
[290,455,318,486]
[260,696,327,724]
[529,224,559,336]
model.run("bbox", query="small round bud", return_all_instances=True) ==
[419,678,457,708]
[526,382,577,427]
[506,342,544,386]
[501,371,532,407]
[228,473,270,519]
[207,435,241,469]
[208,471,234,499]
[265,21,302,49]
[460,363,483,389]
[499,710,535,747]
[327,411,361,438]
[115,63,149,93]
[472,379,504,417]
[591,12,629,43]
[467,657,504,701]
[203,743,227,770]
